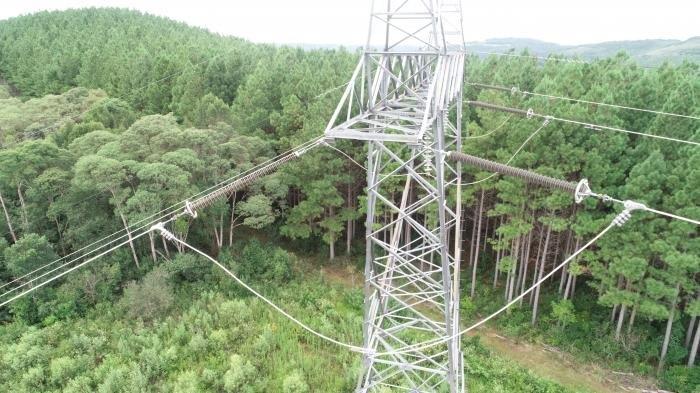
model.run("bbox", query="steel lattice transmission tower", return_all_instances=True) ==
[325,1,466,391]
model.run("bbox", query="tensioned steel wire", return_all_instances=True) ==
[0,136,324,304]
[468,82,700,121]
[466,100,700,147]
[460,117,550,186]
[159,228,368,353]
[372,218,618,357]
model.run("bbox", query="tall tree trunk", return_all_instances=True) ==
[468,200,478,269]
[627,304,637,334]
[0,189,17,242]
[228,192,238,247]
[658,284,681,373]
[686,317,697,348]
[470,190,484,298]
[532,224,551,325]
[559,230,573,294]
[508,236,520,302]
[16,183,29,230]
[519,228,532,305]
[118,211,140,268]
[615,279,629,341]
[493,216,503,288]
[329,207,335,260]
[483,215,490,253]
[530,224,544,305]
[161,236,170,258]
[689,321,700,367]
[346,183,353,255]
[149,232,158,262]
[686,293,700,347]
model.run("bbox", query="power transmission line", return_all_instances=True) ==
[0,137,324,301]
[154,224,367,353]
[376,213,624,357]
[466,100,700,147]
[464,113,513,140]
[469,82,700,121]
[461,117,550,186]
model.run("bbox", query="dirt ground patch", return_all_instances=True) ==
[319,263,662,393]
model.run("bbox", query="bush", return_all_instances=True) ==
[660,365,700,393]
[223,354,256,393]
[119,267,174,323]
[166,253,210,282]
[283,370,309,393]
[238,239,292,282]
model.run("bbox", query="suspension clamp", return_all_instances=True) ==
[510,86,519,95]
[526,108,534,119]
[183,200,198,218]
[612,200,647,227]
[150,223,178,242]
[543,115,553,126]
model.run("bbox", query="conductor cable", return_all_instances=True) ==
[152,224,368,353]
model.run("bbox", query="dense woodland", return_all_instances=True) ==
[0,8,698,392]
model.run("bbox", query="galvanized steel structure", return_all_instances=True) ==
[325,1,466,391]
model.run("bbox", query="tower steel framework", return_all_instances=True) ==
[325,1,466,391]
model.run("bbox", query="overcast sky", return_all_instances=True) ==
[1,0,698,46]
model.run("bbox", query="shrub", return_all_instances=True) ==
[660,365,700,393]
[166,253,210,282]
[223,354,256,393]
[119,267,174,323]
[283,370,309,393]
[238,239,292,283]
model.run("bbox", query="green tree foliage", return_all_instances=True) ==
[119,267,174,322]
[3,233,57,277]
[0,8,698,392]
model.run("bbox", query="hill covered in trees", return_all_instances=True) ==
[0,7,698,392]
[466,36,700,66]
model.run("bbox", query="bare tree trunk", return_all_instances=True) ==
[563,238,580,300]
[530,224,544,306]
[228,192,237,247]
[328,207,335,261]
[493,216,503,288]
[346,183,353,255]
[559,230,573,294]
[658,284,681,373]
[627,304,637,334]
[0,190,17,242]
[118,211,140,268]
[532,224,551,325]
[507,237,519,302]
[689,321,700,367]
[149,232,158,262]
[615,279,629,341]
[468,201,478,269]
[686,293,700,347]
[519,229,532,305]
[687,316,698,348]
[470,190,484,298]
[482,215,490,253]
[161,236,170,258]
[16,183,29,230]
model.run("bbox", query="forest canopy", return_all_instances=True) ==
[0,7,698,393]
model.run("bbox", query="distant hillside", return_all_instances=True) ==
[466,37,700,66]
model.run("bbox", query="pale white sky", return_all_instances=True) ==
[1,0,698,46]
